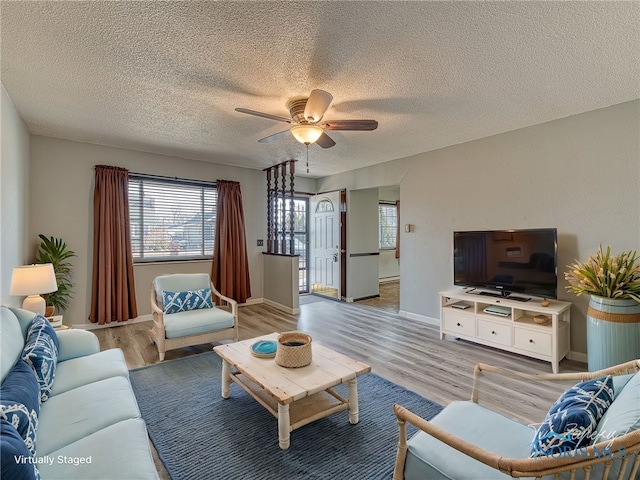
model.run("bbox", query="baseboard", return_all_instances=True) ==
[398,310,440,327]
[262,298,300,315]
[379,276,399,283]
[241,297,264,306]
[567,350,588,364]
[72,313,153,330]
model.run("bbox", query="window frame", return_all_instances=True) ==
[128,173,217,263]
[378,201,398,250]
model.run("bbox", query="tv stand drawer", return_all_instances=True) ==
[443,310,475,337]
[477,319,512,346]
[513,328,552,356]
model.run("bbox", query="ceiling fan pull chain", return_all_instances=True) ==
[306,144,310,173]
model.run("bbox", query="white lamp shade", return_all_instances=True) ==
[290,125,324,145]
[10,264,58,295]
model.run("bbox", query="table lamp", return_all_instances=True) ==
[10,263,58,315]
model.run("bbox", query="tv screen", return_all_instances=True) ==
[454,228,557,299]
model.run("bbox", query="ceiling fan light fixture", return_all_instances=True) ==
[290,125,324,145]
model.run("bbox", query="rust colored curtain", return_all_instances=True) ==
[212,180,252,303]
[89,165,138,324]
[395,200,400,259]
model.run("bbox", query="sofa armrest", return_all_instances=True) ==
[56,329,100,362]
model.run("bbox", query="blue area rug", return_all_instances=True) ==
[130,351,442,480]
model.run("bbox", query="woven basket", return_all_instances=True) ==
[275,331,312,368]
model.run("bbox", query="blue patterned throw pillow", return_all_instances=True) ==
[0,360,40,456]
[0,419,40,480]
[21,315,59,402]
[531,376,614,456]
[162,288,213,314]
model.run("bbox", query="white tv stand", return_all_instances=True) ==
[439,289,571,373]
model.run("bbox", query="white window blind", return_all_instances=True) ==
[128,174,217,262]
[379,202,398,249]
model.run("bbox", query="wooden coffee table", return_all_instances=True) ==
[213,333,371,449]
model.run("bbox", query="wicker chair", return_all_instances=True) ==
[150,273,238,361]
[393,360,640,480]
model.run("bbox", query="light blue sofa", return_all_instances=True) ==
[393,361,640,480]
[0,306,159,479]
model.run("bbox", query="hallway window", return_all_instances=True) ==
[379,202,398,249]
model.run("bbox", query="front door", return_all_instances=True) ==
[309,191,341,299]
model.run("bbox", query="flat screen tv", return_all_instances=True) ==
[453,228,558,300]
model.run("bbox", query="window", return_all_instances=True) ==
[379,202,398,249]
[128,174,217,262]
[272,197,309,293]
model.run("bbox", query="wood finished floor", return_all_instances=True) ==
[95,297,585,426]
[94,296,586,479]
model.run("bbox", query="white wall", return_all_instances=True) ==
[318,100,640,356]
[263,253,299,313]
[28,136,270,325]
[0,85,30,307]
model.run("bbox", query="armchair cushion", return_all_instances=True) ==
[405,401,535,480]
[531,375,614,456]
[163,307,234,339]
[153,273,211,309]
[162,287,213,314]
[593,371,640,443]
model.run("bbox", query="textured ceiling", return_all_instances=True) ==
[1,1,639,177]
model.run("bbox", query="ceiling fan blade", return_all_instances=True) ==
[323,119,378,131]
[316,132,336,149]
[304,89,333,122]
[258,130,291,143]
[235,108,292,124]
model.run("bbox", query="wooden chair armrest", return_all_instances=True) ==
[393,403,640,478]
[210,282,238,317]
[149,283,165,327]
[471,360,640,403]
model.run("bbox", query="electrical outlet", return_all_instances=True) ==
[257,239,264,246]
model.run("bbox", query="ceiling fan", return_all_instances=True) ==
[235,89,378,148]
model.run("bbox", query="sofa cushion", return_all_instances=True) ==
[162,287,213,314]
[0,307,25,383]
[531,376,614,456]
[0,419,40,480]
[404,401,535,480]
[37,376,140,455]
[37,419,159,480]
[7,307,38,339]
[163,307,234,339]
[21,315,59,402]
[592,371,640,443]
[51,348,129,396]
[0,360,40,455]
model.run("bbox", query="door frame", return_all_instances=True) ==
[308,189,346,300]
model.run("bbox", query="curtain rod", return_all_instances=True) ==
[128,171,217,187]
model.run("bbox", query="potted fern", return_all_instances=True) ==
[35,234,76,315]
[565,245,640,371]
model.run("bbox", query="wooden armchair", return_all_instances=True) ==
[393,360,640,480]
[150,273,238,361]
